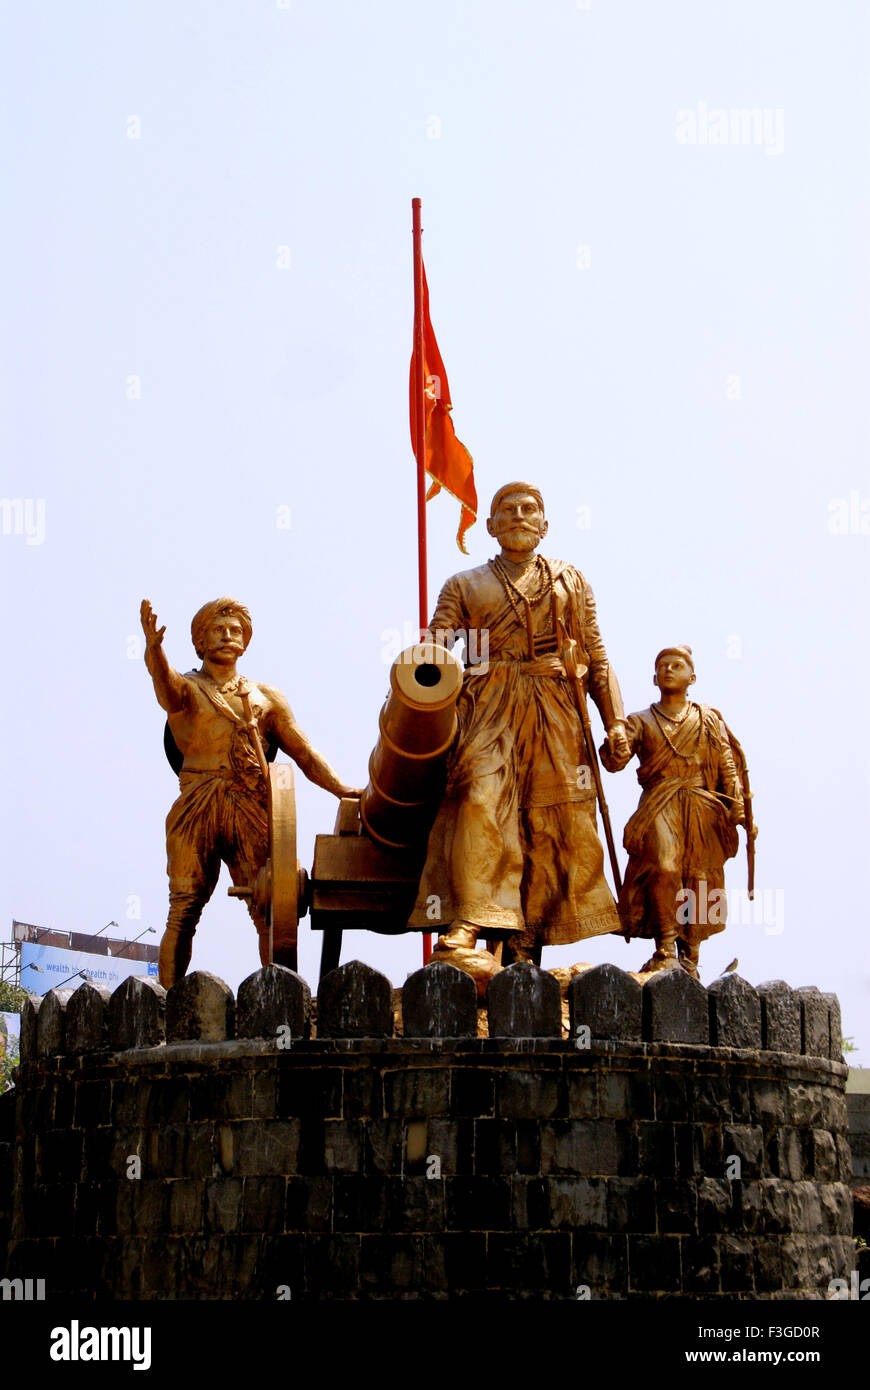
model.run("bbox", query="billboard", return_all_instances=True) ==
[20,941,158,997]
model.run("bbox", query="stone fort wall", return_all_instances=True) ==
[0,961,854,1300]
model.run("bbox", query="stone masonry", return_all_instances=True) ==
[0,963,853,1300]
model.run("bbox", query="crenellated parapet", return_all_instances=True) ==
[3,963,852,1300]
[14,962,847,1057]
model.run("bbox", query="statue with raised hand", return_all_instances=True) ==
[600,645,755,979]
[140,597,359,987]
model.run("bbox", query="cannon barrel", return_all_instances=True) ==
[360,641,464,849]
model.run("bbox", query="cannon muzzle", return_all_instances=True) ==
[360,641,463,849]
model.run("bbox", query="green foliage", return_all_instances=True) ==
[0,1032,19,1091]
[842,1036,858,1054]
[0,981,27,1013]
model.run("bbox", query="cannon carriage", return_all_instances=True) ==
[230,640,464,977]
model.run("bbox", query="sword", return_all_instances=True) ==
[712,710,756,901]
[557,619,623,896]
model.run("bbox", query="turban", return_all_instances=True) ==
[191,598,252,659]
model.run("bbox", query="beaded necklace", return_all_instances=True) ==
[490,555,559,658]
[651,702,702,759]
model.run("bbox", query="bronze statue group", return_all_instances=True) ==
[142,482,755,991]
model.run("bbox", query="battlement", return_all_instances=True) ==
[0,963,854,1300]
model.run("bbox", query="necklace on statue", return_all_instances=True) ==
[490,555,557,658]
[652,702,701,758]
[653,701,691,726]
[207,672,247,696]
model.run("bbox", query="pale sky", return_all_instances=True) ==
[2,0,867,1060]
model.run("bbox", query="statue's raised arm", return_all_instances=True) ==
[140,599,189,714]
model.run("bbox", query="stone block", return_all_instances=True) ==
[773,1128,806,1182]
[780,1234,809,1289]
[753,1237,783,1292]
[402,962,477,1038]
[108,975,167,1050]
[166,970,234,1042]
[546,1177,608,1230]
[818,1182,852,1236]
[486,962,561,1038]
[718,1233,756,1292]
[276,1066,341,1119]
[495,1069,561,1119]
[597,1070,655,1121]
[317,960,392,1038]
[722,1124,764,1178]
[795,987,829,1058]
[627,1234,681,1293]
[606,1176,656,1233]
[304,1233,361,1295]
[750,1079,786,1127]
[387,1175,445,1233]
[681,1235,721,1293]
[696,1177,732,1233]
[820,991,843,1061]
[474,1119,519,1176]
[233,1119,300,1176]
[541,1119,620,1176]
[361,1120,405,1175]
[451,1068,495,1117]
[708,974,761,1049]
[383,1067,451,1118]
[446,1176,512,1231]
[36,988,75,1057]
[657,1178,698,1233]
[568,963,642,1041]
[236,964,311,1040]
[486,1231,571,1291]
[572,1231,627,1292]
[757,981,802,1053]
[241,1176,286,1233]
[204,1177,243,1233]
[811,1129,839,1183]
[167,1179,205,1234]
[19,994,41,1063]
[642,969,708,1044]
[341,1063,384,1119]
[285,1177,332,1232]
[65,981,112,1054]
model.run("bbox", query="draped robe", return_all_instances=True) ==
[407,557,623,947]
[600,703,742,946]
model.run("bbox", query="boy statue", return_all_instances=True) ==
[600,646,753,978]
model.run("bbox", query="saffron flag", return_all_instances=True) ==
[410,263,477,553]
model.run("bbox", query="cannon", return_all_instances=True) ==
[227,641,464,977]
[311,639,463,976]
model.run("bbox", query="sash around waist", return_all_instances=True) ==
[468,656,567,678]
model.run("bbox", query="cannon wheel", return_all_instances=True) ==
[228,762,307,972]
[269,762,300,969]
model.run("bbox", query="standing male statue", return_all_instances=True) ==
[408,482,630,988]
[141,597,358,987]
[600,645,752,978]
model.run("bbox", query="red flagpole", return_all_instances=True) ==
[412,197,432,965]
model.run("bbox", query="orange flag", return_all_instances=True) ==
[410,263,477,553]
